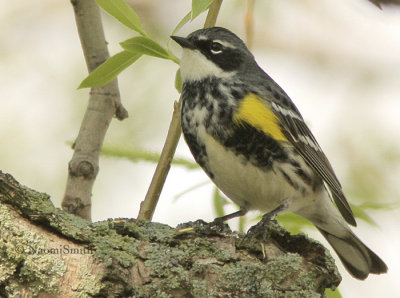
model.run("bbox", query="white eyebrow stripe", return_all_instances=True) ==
[196,36,236,49]
[213,39,235,49]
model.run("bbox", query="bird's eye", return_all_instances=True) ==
[210,42,223,54]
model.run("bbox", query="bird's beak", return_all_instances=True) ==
[170,36,196,49]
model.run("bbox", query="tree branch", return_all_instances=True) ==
[204,0,223,28]
[0,171,341,297]
[138,100,182,220]
[137,0,224,221]
[62,0,128,221]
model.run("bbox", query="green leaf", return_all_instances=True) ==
[351,201,398,226]
[121,36,169,58]
[95,0,147,36]
[175,69,182,93]
[192,0,214,20]
[238,215,246,233]
[353,208,376,226]
[167,11,191,65]
[171,11,191,36]
[79,51,141,89]
[325,288,342,298]
[121,36,179,63]
[276,213,313,235]
[357,201,398,211]
[101,145,200,170]
[213,187,229,217]
[173,180,210,201]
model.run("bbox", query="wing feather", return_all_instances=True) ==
[269,98,356,226]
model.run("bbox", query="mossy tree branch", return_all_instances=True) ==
[0,171,341,297]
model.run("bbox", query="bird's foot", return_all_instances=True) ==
[246,204,286,241]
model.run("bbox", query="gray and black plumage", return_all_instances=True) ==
[171,27,387,279]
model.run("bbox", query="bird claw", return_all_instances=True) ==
[204,218,231,234]
[245,204,286,242]
[248,215,276,241]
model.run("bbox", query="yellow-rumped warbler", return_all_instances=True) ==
[171,27,387,279]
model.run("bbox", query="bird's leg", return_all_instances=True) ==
[205,208,248,232]
[247,204,286,240]
[213,208,248,223]
[177,209,248,235]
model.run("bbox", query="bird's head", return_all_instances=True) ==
[171,27,254,82]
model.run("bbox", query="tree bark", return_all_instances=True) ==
[0,171,341,297]
[62,0,128,221]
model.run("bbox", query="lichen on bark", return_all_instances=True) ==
[0,171,341,297]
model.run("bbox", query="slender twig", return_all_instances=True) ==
[245,0,255,50]
[137,0,224,221]
[62,0,128,221]
[204,0,223,28]
[137,100,182,220]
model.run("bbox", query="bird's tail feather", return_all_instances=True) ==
[317,227,388,280]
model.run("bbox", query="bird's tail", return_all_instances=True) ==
[316,226,388,279]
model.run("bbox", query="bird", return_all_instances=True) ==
[171,27,387,280]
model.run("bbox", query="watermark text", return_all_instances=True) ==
[15,244,95,255]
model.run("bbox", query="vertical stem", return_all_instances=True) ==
[63,0,128,220]
[137,0,224,221]
[138,99,182,221]
[245,0,255,50]
[204,0,223,28]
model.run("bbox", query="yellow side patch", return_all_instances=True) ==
[233,93,287,142]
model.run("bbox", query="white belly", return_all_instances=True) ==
[198,126,302,213]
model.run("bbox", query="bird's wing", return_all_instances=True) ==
[267,95,356,226]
